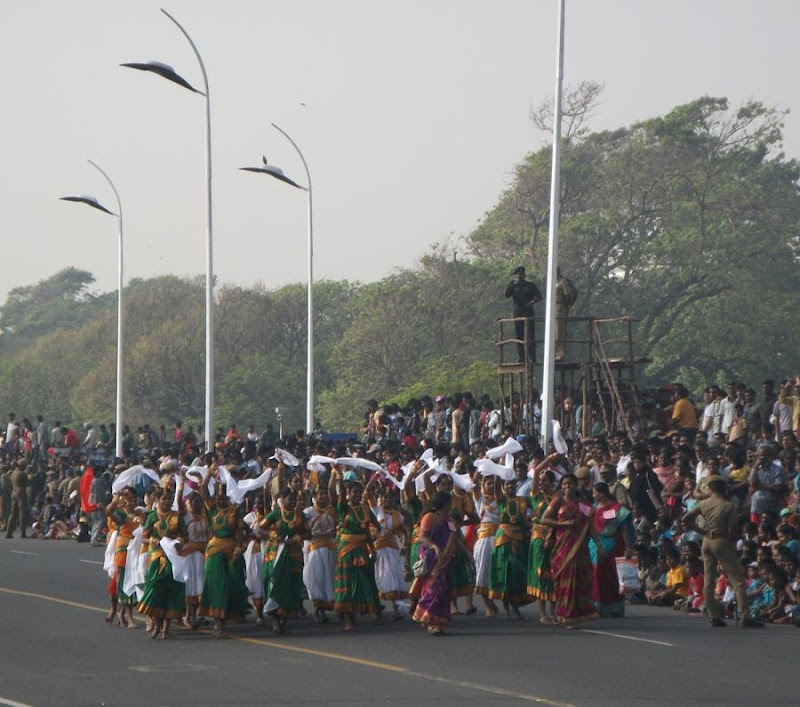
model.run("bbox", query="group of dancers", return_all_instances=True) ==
[102,439,613,639]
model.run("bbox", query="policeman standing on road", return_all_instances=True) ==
[682,475,763,628]
[4,459,29,539]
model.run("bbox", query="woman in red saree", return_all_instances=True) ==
[540,474,604,627]
[589,482,632,617]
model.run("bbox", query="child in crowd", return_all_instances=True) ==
[677,518,703,547]
[736,522,758,552]
[682,477,698,514]
[644,555,668,604]
[684,560,705,613]
[746,562,772,618]
[714,561,737,619]
[648,550,687,607]
[757,521,777,548]
[757,565,788,623]
[634,547,657,603]
[739,540,758,565]
[776,568,800,624]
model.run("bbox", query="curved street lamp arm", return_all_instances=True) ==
[161,8,210,98]
[86,159,122,223]
[271,123,311,192]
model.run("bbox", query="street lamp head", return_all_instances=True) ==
[59,195,116,216]
[120,61,205,95]
[239,165,306,190]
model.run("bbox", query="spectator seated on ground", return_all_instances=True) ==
[648,549,688,607]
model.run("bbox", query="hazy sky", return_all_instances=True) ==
[2,0,799,302]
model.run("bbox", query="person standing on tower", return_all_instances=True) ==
[555,268,578,361]
[504,266,542,363]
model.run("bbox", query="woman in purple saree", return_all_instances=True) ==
[411,492,458,635]
[540,474,605,627]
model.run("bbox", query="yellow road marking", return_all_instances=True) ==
[0,697,36,707]
[234,635,407,672]
[0,587,106,614]
[0,586,574,706]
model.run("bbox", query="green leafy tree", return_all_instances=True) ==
[318,249,506,430]
[466,96,800,387]
[0,267,111,342]
[216,354,304,432]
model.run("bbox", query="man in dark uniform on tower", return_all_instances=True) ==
[504,266,542,362]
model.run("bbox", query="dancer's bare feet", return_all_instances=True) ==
[121,612,138,629]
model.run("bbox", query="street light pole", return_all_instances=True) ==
[541,0,566,451]
[122,8,214,452]
[272,124,314,437]
[239,124,314,436]
[60,159,124,459]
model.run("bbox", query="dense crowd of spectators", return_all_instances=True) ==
[2,375,800,627]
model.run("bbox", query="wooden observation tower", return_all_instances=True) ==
[496,316,651,440]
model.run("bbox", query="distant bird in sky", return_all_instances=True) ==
[300,102,307,107]
[262,156,268,165]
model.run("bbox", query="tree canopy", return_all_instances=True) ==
[467,95,800,386]
[0,96,797,431]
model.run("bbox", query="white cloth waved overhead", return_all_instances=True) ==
[486,436,523,460]
[474,456,517,482]
[414,457,475,493]
[219,466,272,505]
[111,465,159,494]
[308,455,337,466]
[334,457,384,473]
[551,420,569,455]
[270,448,300,467]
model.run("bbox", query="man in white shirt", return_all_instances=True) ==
[81,424,99,454]
[719,387,737,436]
[5,413,19,454]
[486,406,503,440]
[694,438,711,484]
[702,387,723,438]
[772,397,793,436]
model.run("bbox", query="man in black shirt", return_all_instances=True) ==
[504,266,542,362]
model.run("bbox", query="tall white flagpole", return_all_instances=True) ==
[541,0,566,451]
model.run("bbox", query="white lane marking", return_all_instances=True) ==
[10,550,38,556]
[579,629,675,647]
[79,559,104,565]
[0,696,36,707]
[404,670,575,706]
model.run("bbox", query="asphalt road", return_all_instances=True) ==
[0,538,794,707]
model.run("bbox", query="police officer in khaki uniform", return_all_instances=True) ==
[0,465,11,531]
[682,475,762,628]
[554,268,578,361]
[5,459,29,539]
